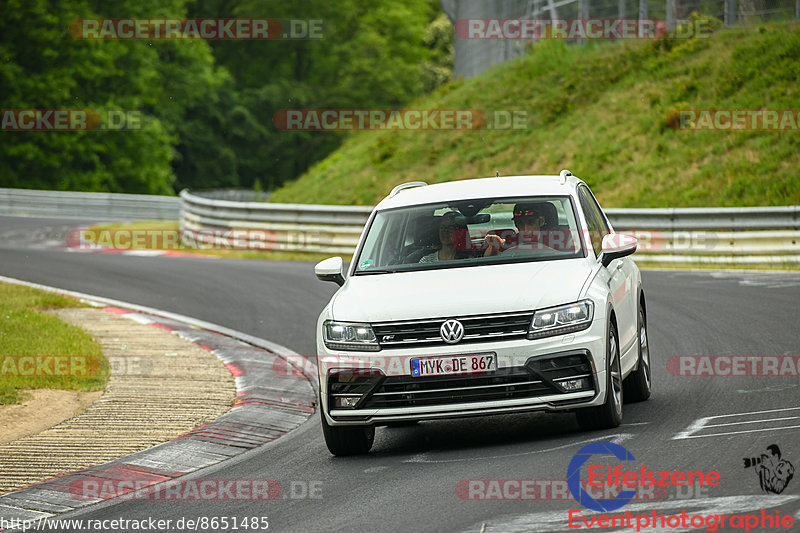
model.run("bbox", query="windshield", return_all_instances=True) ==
[354,196,584,273]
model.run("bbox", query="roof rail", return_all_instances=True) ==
[559,169,573,184]
[388,181,428,198]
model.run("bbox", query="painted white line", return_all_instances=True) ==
[702,406,800,419]
[673,406,800,440]
[120,250,166,257]
[676,424,800,440]
[737,384,798,394]
[703,416,800,429]
[403,433,634,464]
[673,417,712,440]
[124,313,154,325]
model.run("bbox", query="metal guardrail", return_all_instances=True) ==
[179,189,371,255]
[191,189,273,202]
[605,206,800,231]
[1,187,797,264]
[180,190,800,264]
[0,188,180,220]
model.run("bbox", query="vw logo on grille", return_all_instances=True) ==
[440,319,465,344]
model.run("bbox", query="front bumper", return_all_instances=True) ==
[317,319,607,426]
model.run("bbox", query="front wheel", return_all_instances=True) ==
[623,307,652,402]
[576,320,623,431]
[320,411,374,456]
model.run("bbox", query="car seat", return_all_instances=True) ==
[403,215,441,263]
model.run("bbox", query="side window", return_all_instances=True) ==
[381,212,409,265]
[578,187,604,257]
[583,186,610,234]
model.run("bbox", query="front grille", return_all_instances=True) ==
[362,367,549,408]
[328,351,595,411]
[372,311,533,348]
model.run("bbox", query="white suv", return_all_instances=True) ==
[314,171,650,455]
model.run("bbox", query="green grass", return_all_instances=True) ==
[0,283,109,405]
[86,221,333,263]
[270,18,800,208]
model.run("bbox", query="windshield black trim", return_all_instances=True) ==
[348,208,378,277]
[353,254,586,275]
[351,195,587,276]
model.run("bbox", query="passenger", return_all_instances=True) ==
[484,202,548,256]
[419,212,468,263]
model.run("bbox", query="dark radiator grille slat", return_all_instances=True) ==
[373,311,533,348]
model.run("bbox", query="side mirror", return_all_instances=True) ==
[315,256,345,286]
[601,233,637,268]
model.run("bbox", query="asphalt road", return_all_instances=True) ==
[1,216,799,532]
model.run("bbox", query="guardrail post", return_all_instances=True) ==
[725,0,737,27]
[796,0,799,20]
[638,0,648,37]
[666,0,675,32]
[578,0,588,45]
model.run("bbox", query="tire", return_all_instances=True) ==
[576,320,623,431]
[320,410,374,456]
[623,307,652,403]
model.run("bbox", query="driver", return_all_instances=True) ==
[484,202,548,256]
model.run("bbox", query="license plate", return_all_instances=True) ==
[411,354,496,377]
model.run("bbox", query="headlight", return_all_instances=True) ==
[528,300,594,339]
[323,321,380,351]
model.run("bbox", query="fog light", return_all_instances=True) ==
[560,378,590,391]
[335,395,362,408]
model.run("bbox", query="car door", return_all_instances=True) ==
[578,186,637,359]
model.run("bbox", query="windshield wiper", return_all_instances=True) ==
[355,268,397,275]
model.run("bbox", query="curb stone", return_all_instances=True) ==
[0,277,316,526]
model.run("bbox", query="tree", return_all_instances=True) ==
[0,0,178,193]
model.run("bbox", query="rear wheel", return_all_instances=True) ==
[320,410,374,456]
[576,320,623,430]
[623,307,652,402]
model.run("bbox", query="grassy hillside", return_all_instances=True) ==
[270,19,800,207]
